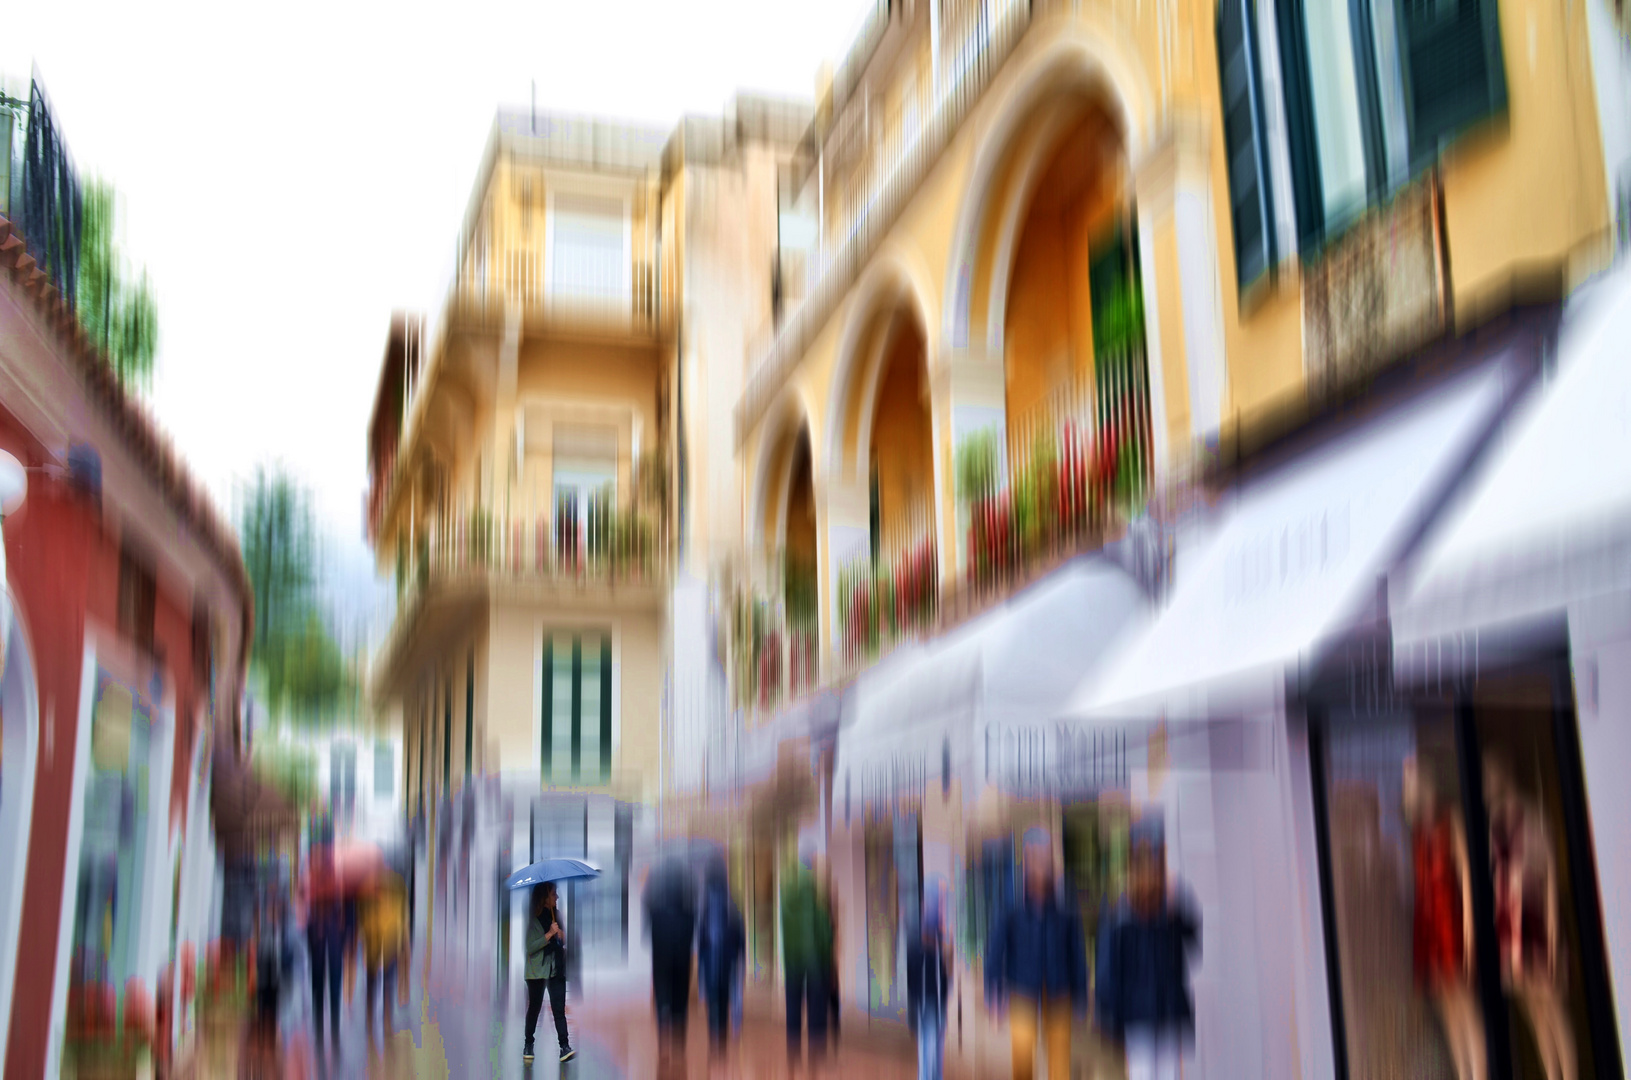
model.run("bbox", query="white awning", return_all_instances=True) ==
[1068,361,1514,723]
[1391,264,1631,657]
[835,559,1149,805]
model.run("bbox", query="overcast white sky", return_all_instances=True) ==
[4,0,869,643]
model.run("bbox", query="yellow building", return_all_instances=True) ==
[364,100,810,977]
[736,0,1627,686]
[724,0,1630,1075]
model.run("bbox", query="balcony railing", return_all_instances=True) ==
[959,342,1154,597]
[725,554,819,715]
[396,497,665,607]
[838,499,939,661]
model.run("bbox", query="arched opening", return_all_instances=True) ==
[961,89,1152,585]
[832,301,939,659]
[740,416,822,711]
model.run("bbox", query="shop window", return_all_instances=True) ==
[1315,689,1606,1079]
[70,673,153,1012]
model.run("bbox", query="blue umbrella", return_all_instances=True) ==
[505,858,601,890]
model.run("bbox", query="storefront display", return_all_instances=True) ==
[1315,678,1608,1080]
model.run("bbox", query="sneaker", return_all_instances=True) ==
[560,1046,576,1062]
[523,1039,535,1063]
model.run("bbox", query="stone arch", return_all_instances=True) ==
[944,22,1155,353]
[748,385,821,557]
[825,254,938,486]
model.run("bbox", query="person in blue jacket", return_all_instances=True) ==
[906,878,952,1080]
[1095,818,1200,1080]
[985,830,1089,1080]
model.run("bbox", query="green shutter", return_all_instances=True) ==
[1274,0,1329,254]
[1397,0,1507,168]
[542,640,554,777]
[599,636,613,782]
[571,637,583,782]
[1218,0,1280,286]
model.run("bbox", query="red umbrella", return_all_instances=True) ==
[308,840,387,899]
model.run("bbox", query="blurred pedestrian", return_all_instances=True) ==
[907,879,951,1080]
[985,831,1088,1080]
[304,856,356,1057]
[1096,820,1200,1080]
[361,868,409,1047]
[697,854,745,1066]
[781,842,835,1076]
[249,893,294,1076]
[524,882,574,1064]
[645,855,700,1071]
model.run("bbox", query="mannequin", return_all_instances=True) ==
[1484,754,1575,1080]
[1403,755,1486,1080]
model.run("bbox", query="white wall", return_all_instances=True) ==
[1570,589,1631,1044]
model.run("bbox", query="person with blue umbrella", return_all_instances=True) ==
[507,857,599,1064]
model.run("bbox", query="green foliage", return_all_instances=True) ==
[783,550,818,630]
[77,178,158,388]
[238,464,353,725]
[1094,275,1146,368]
[250,740,318,809]
[954,428,1000,504]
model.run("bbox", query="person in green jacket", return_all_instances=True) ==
[524,883,575,1063]
[782,845,836,1075]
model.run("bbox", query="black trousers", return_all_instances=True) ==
[704,979,731,1050]
[307,932,344,1045]
[525,976,569,1050]
[785,967,828,1059]
[652,951,692,1036]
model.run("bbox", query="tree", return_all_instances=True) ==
[238,464,351,723]
[76,178,158,388]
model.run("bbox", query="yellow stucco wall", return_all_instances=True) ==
[486,601,665,802]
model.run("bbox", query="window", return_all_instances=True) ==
[549,193,627,306]
[117,546,156,658]
[540,631,613,785]
[374,740,394,799]
[1219,0,1506,286]
[553,425,618,560]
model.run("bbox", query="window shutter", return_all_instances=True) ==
[1218,0,1279,289]
[1397,0,1507,167]
[1273,0,1328,254]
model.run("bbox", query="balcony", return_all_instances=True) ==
[836,498,939,662]
[726,554,820,717]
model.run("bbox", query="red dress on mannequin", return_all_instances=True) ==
[1413,816,1466,988]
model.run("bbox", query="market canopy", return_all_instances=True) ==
[835,557,1150,808]
[1068,359,1515,724]
[1390,263,1631,664]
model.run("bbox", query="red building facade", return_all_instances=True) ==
[0,215,253,1078]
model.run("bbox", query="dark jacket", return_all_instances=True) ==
[698,885,745,997]
[985,891,1089,1009]
[1094,888,1201,1042]
[905,931,950,1031]
[526,907,565,980]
